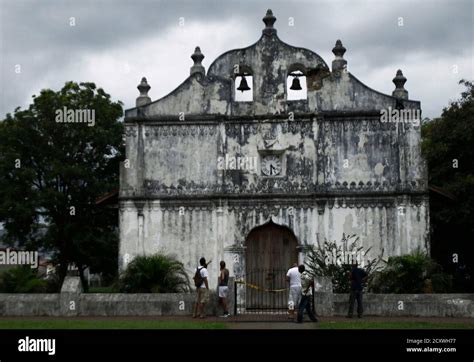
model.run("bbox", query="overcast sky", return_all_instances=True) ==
[0,0,472,119]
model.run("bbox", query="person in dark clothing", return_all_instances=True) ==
[347,261,368,318]
[297,265,318,323]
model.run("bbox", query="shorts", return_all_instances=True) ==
[218,286,229,299]
[288,286,302,310]
[197,288,209,304]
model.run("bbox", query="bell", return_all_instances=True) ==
[237,76,251,92]
[290,77,302,90]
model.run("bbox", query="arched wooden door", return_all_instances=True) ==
[244,221,298,309]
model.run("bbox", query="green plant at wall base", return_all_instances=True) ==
[304,234,382,293]
[0,266,52,293]
[118,254,191,293]
[369,251,453,293]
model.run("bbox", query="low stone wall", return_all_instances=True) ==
[80,293,219,316]
[313,276,333,316]
[0,292,220,317]
[333,293,474,317]
[0,276,234,317]
[0,294,61,316]
[0,277,472,317]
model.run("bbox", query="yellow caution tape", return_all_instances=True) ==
[235,280,288,293]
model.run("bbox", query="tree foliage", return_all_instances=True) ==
[0,82,124,288]
[421,79,474,291]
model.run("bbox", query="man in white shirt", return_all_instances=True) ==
[286,263,301,318]
[193,257,209,319]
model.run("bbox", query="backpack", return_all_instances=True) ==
[193,267,204,288]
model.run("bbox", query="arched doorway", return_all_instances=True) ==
[244,220,299,309]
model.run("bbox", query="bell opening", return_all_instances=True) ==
[235,75,253,102]
[287,71,307,101]
[237,76,251,92]
[290,77,302,91]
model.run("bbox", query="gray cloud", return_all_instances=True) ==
[1,0,472,119]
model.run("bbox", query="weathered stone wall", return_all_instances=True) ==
[0,294,60,316]
[0,276,234,317]
[333,294,474,318]
[80,293,218,317]
[1,292,471,318]
[0,293,217,317]
[119,117,429,280]
[121,118,427,197]
[119,199,428,287]
[124,32,420,118]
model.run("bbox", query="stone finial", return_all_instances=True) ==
[392,69,408,99]
[190,46,205,76]
[136,77,151,107]
[332,39,347,73]
[332,39,346,57]
[262,9,277,35]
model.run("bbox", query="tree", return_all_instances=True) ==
[0,82,124,290]
[421,79,474,291]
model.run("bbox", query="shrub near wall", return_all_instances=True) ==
[117,254,191,293]
[0,266,60,293]
[305,234,381,293]
[369,252,453,293]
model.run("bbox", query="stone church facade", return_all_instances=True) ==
[119,10,429,285]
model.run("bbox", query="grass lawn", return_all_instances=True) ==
[0,319,227,329]
[0,318,472,329]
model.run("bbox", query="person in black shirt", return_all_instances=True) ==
[347,261,368,318]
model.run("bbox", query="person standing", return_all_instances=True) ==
[347,261,368,318]
[218,261,230,317]
[286,263,301,319]
[193,257,209,319]
[297,264,318,323]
